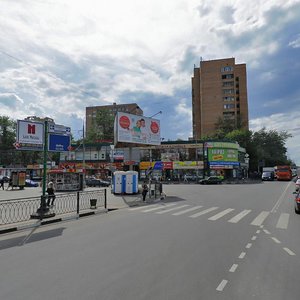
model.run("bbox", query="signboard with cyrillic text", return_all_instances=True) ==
[17,120,44,145]
[16,120,44,150]
[48,134,71,152]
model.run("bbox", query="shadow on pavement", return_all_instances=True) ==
[0,227,66,251]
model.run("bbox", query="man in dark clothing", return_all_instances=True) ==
[0,178,4,190]
[46,182,56,207]
[142,181,148,201]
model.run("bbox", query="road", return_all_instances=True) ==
[0,181,299,299]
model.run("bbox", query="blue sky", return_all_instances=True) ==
[0,0,300,164]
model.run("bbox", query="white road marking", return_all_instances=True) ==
[172,205,203,216]
[263,229,270,235]
[229,264,238,273]
[142,203,176,212]
[271,237,281,244]
[216,280,228,292]
[276,213,289,229]
[156,204,190,214]
[271,181,293,213]
[228,209,251,223]
[189,207,219,218]
[239,252,246,259]
[246,243,252,249]
[256,230,261,234]
[251,236,257,241]
[208,208,234,221]
[283,247,296,256]
[129,204,160,211]
[251,211,270,226]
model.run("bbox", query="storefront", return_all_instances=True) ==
[205,141,246,179]
[48,169,84,191]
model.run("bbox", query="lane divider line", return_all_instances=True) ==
[229,264,238,273]
[216,279,228,292]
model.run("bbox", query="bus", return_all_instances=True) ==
[274,165,292,181]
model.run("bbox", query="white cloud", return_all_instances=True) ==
[250,112,300,164]
[289,35,300,48]
[0,0,300,162]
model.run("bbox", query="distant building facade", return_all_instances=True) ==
[192,58,249,138]
[86,102,143,137]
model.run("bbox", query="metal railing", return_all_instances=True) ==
[0,190,107,225]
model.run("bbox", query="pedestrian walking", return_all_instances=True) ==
[0,177,4,190]
[6,178,12,190]
[46,182,56,207]
[142,181,148,202]
[184,174,188,183]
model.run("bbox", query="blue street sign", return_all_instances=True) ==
[48,134,71,152]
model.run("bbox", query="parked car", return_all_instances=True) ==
[86,178,110,187]
[25,179,39,187]
[262,171,275,181]
[199,176,222,185]
[294,191,300,214]
[295,179,300,193]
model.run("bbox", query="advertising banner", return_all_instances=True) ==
[173,161,204,169]
[208,148,238,162]
[16,120,44,150]
[48,134,71,152]
[115,112,161,145]
[205,141,239,149]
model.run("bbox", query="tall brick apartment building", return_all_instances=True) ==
[192,57,249,138]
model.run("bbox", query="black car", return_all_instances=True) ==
[294,191,300,214]
[262,171,275,181]
[86,178,110,187]
[199,176,222,185]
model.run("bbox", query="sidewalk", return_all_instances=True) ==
[0,188,163,234]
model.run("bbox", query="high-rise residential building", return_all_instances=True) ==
[86,102,143,136]
[192,57,249,138]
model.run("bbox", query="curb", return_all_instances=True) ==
[0,209,108,235]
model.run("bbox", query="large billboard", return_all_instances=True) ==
[17,120,44,145]
[16,120,45,150]
[208,148,238,162]
[115,112,161,145]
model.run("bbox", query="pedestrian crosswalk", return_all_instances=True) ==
[129,203,290,229]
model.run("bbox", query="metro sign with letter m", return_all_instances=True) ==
[17,120,44,145]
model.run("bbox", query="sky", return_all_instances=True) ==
[0,0,300,164]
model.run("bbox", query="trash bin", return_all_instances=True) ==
[90,198,97,209]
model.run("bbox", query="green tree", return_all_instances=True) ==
[86,109,115,142]
[251,128,291,170]
[0,116,17,166]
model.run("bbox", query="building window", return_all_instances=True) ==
[223,89,234,94]
[223,96,235,101]
[221,66,234,72]
[236,76,239,81]
[236,97,240,102]
[223,81,234,87]
[222,74,234,79]
[236,90,240,94]
[223,112,235,119]
[236,104,240,108]
[224,104,235,109]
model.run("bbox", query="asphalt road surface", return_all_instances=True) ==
[1,181,299,300]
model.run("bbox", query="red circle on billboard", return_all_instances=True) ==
[119,116,130,129]
[150,121,159,134]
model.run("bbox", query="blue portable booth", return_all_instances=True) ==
[113,171,138,194]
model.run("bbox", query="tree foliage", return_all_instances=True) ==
[86,109,115,142]
[206,123,292,171]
